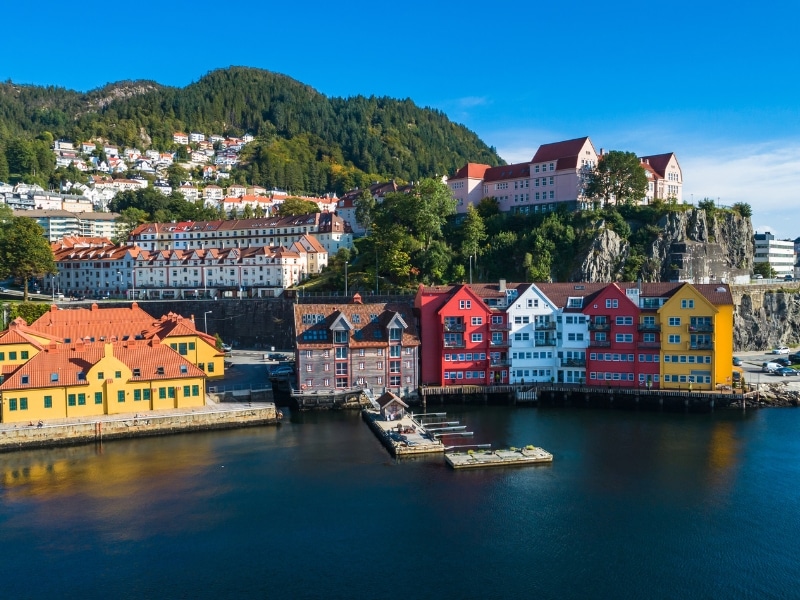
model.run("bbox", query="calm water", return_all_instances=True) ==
[1,406,799,600]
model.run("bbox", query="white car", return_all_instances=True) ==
[772,346,790,355]
[220,343,232,352]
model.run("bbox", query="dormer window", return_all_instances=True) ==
[389,328,401,341]
[21,375,29,384]
[156,367,165,375]
[180,365,188,374]
[333,330,348,344]
[132,368,141,377]
[51,373,59,382]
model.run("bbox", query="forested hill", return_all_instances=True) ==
[0,67,503,193]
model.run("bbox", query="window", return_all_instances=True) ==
[615,316,633,325]
[159,387,167,399]
[19,398,27,410]
[668,334,681,344]
[98,371,104,380]
[78,393,86,405]
[9,351,16,360]
[208,363,214,373]
[168,387,175,399]
[21,375,29,384]
[184,385,191,397]
[94,392,103,404]
[117,390,125,402]
[471,333,483,343]
[389,328,402,341]
[335,347,348,359]
[134,389,141,401]
[21,351,28,360]
[668,317,681,326]
[644,333,655,343]
[605,299,618,309]
[67,394,76,406]
[459,300,472,309]
[681,299,695,309]
[334,330,348,344]
[471,317,483,326]
[615,334,633,343]
[143,389,151,401]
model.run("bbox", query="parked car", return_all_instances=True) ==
[762,362,782,373]
[753,274,763,280]
[774,358,792,367]
[785,274,794,281]
[774,367,798,377]
[789,353,800,364]
[220,343,232,352]
[771,346,790,355]
[269,365,294,377]
[268,352,288,361]
[733,357,742,366]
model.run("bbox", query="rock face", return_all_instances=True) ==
[572,228,630,282]
[649,209,753,283]
[733,285,800,350]
[572,208,753,284]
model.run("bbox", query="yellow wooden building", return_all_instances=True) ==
[0,340,206,423]
[0,303,225,423]
[658,283,734,391]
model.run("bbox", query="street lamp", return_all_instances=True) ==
[204,310,212,334]
[344,261,348,297]
[51,274,55,302]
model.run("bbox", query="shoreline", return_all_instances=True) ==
[0,403,281,453]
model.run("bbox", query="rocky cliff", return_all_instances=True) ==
[649,209,753,283]
[572,208,753,284]
[733,284,800,350]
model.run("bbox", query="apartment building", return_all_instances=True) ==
[754,231,795,277]
[293,295,420,397]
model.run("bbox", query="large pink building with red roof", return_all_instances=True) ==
[448,137,683,214]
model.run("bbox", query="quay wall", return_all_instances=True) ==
[0,405,280,452]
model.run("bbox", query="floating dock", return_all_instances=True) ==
[362,410,445,457]
[445,446,553,469]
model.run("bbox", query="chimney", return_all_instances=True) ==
[352,292,363,304]
[499,279,506,293]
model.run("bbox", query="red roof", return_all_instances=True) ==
[531,137,594,169]
[450,163,491,180]
[639,153,676,178]
[483,163,530,183]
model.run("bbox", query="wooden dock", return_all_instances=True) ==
[445,446,553,469]
[362,410,445,457]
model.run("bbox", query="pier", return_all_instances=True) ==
[445,446,554,469]
[362,410,445,457]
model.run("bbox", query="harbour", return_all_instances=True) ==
[1,405,798,600]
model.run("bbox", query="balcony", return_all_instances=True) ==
[638,341,661,348]
[589,340,612,348]
[490,339,510,348]
[637,323,660,332]
[444,322,465,332]
[560,358,586,368]
[689,342,714,350]
[588,321,610,331]
[535,321,556,330]
[490,359,511,367]
[535,339,556,347]
[490,322,511,331]
[688,324,714,333]
[444,339,466,348]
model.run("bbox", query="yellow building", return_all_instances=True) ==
[658,283,734,391]
[0,303,225,423]
[0,340,206,424]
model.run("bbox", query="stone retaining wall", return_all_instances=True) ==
[0,405,280,452]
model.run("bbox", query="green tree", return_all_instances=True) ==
[0,216,57,301]
[459,205,487,260]
[585,150,648,207]
[277,198,320,216]
[732,202,752,218]
[166,163,189,189]
[115,207,149,243]
[242,204,254,219]
[0,143,9,182]
[753,261,776,279]
[354,189,376,233]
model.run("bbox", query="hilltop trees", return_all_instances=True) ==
[585,150,648,207]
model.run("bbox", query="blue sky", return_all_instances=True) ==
[4,0,799,238]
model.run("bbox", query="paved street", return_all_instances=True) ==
[734,349,800,391]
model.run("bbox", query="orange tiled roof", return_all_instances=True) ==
[0,339,205,391]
